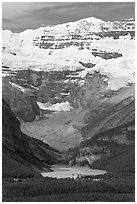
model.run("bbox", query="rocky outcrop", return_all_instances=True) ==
[69,71,109,108]
[2,68,86,120]
[79,61,96,68]
[92,50,122,59]
[2,77,40,122]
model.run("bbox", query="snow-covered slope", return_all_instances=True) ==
[2,17,135,91]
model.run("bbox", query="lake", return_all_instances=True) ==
[41,165,106,178]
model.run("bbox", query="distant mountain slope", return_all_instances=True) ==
[82,87,135,139]
[2,99,62,178]
[67,85,135,172]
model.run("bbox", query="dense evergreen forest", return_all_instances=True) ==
[3,173,135,202]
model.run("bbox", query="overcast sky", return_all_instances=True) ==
[2,2,135,33]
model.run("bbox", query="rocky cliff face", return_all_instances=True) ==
[69,71,109,108]
[2,67,116,121]
[2,77,40,122]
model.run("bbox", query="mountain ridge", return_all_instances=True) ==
[3,16,135,34]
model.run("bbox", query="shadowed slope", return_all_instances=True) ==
[2,99,62,178]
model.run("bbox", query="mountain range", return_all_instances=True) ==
[2,16,135,201]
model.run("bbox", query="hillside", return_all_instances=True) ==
[2,99,62,178]
[67,118,135,174]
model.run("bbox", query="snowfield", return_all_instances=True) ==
[37,101,72,112]
[78,56,135,90]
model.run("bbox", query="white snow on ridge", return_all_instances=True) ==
[78,56,134,90]
[37,101,72,112]
[9,82,26,92]
[2,32,134,68]
[2,30,12,48]
[51,16,105,36]
[2,17,135,91]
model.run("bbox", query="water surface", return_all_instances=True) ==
[41,165,106,178]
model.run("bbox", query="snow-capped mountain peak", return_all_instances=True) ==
[2,17,135,91]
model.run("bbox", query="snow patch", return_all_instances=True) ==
[37,101,72,112]
[9,82,26,92]
[78,80,85,86]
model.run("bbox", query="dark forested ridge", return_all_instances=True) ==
[67,119,135,173]
[2,99,62,178]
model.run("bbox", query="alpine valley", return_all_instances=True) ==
[2,17,135,202]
